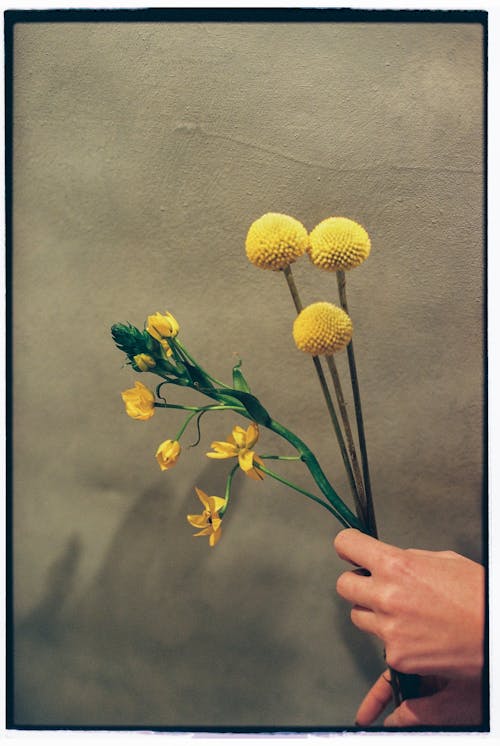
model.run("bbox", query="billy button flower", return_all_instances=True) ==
[308,217,371,272]
[245,213,309,270]
[187,487,227,547]
[146,311,180,357]
[121,381,156,421]
[293,302,353,356]
[155,439,181,471]
[207,422,265,481]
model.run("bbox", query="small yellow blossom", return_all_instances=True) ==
[121,381,155,420]
[146,311,180,357]
[308,217,371,271]
[293,302,353,355]
[245,213,309,270]
[155,439,181,471]
[187,487,226,547]
[207,422,264,481]
[133,353,156,371]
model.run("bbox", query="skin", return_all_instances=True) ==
[334,528,485,727]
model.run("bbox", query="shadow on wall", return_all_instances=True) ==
[14,475,383,728]
[14,478,298,727]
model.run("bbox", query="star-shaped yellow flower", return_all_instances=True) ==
[187,487,227,547]
[206,422,264,481]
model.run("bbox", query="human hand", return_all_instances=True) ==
[356,669,484,727]
[334,529,484,678]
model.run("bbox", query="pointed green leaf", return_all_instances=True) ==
[232,361,251,393]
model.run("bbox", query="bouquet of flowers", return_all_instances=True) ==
[111,213,418,706]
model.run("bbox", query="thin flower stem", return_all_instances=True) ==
[260,455,302,461]
[336,271,378,537]
[325,354,368,525]
[267,418,364,531]
[256,464,348,524]
[155,402,246,414]
[282,264,364,520]
[175,339,227,388]
[175,410,201,441]
[219,463,240,517]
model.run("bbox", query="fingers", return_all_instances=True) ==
[334,528,398,573]
[355,669,393,727]
[350,605,381,637]
[384,679,485,727]
[336,570,377,608]
[384,692,449,727]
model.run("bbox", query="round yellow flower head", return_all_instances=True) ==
[293,302,353,355]
[308,217,371,271]
[121,381,155,420]
[245,212,309,270]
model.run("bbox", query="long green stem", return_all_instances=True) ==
[267,418,364,531]
[325,354,368,525]
[282,265,363,517]
[256,463,349,523]
[336,271,377,537]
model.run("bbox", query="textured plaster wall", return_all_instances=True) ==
[12,20,484,727]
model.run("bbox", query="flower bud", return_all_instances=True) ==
[133,353,156,372]
[121,381,155,420]
[155,439,181,471]
[146,311,180,341]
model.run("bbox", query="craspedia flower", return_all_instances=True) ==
[308,217,371,271]
[293,302,353,355]
[245,212,309,270]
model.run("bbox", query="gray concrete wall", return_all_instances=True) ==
[12,19,484,727]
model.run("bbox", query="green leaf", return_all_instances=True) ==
[214,388,272,426]
[232,361,251,393]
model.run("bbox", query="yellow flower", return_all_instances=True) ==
[245,212,309,270]
[207,422,264,481]
[146,311,180,356]
[187,487,226,547]
[121,381,155,420]
[133,353,156,371]
[293,302,353,355]
[155,439,181,471]
[308,217,371,271]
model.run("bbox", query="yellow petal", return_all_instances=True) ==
[244,467,264,481]
[187,513,209,529]
[207,441,238,457]
[194,527,212,537]
[210,527,222,546]
[232,426,247,449]
[211,516,222,532]
[195,487,210,510]
[238,449,255,473]
[213,496,227,512]
[246,423,259,449]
